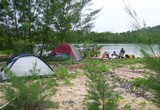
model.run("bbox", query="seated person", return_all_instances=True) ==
[119,48,125,58]
[102,51,109,59]
[111,51,119,59]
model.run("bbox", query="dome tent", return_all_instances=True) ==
[49,43,83,61]
[0,54,54,81]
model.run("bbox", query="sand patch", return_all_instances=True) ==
[47,76,87,110]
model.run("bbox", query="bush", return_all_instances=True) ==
[56,66,77,85]
[132,77,160,108]
[56,66,70,79]
[1,65,58,110]
[12,39,34,55]
[83,60,119,110]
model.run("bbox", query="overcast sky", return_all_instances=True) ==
[91,0,160,33]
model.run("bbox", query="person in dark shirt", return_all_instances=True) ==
[111,51,119,59]
[119,48,125,58]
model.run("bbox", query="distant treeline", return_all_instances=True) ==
[86,26,160,44]
[68,25,160,44]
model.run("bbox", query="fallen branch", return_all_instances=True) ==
[0,95,19,110]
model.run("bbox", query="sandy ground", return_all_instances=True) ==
[0,62,160,110]
[47,63,159,110]
[47,76,87,110]
[110,65,158,110]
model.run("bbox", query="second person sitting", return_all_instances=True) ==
[102,51,110,59]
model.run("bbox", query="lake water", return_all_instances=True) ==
[99,44,159,58]
[74,43,159,58]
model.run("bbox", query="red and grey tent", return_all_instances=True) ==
[49,43,83,61]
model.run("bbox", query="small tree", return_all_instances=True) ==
[84,60,118,110]
[124,1,160,108]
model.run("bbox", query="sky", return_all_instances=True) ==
[91,0,160,33]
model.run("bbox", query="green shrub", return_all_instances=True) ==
[1,65,58,110]
[12,39,33,55]
[132,77,160,108]
[132,77,147,87]
[83,60,109,73]
[64,77,72,86]
[1,50,13,55]
[139,101,146,108]
[129,65,136,71]
[122,104,131,110]
[56,66,69,79]
[83,60,119,110]
[56,66,77,85]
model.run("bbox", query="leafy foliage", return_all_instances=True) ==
[122,104,131,110]
[12,39,33,55]
[132,77,160,108]
[0,0,100,56]
[1,64,58,110]
[56,66,70,79]
[83,60,119,110]
[85,28,160,44]
[78,43,102,58]
[56,66,76,85]
[124,2,160,108]
[141,50,160,73]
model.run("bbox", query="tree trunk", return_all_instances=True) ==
[13,0,19,39]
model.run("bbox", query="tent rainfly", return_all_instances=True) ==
[49,43,83,61]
